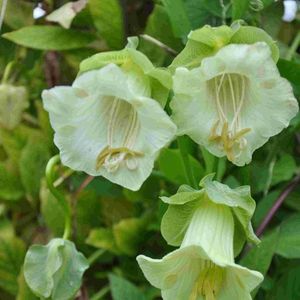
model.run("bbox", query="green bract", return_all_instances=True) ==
[161,174,259,255]
[137,181,263,299]
[0,84,28,130]
[24,238,89,300]
[171,42,298,166]
[43,62,176,191]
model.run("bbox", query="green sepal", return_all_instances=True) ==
[78,47,172,107]
[161,174,259,254]
[230,25,279,62]
[169,24,279,70]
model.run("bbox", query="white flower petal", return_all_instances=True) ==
[43,64,176,191]
[172,42,298,166]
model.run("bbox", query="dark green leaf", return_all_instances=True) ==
[276,214,300,258]
[161,0,192,39]
[19,139,50,200]
[278,59,300,94]
[88,0,124,49]
[240,230,279,276]
[0,161,24,201]
[231,0,249,20]
[109,274,146,300]
[0,237,26,295]
[158,148,205,185]
[2,26,95,50]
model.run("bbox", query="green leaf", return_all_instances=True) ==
[158,148,205,185]
[0,236,26,295]
[19,139,50,200]
[0,0,34,29]
[240,230,279,276]
[0,161,24,201]
[184,0,209,29]
[87,218,146,256]
[271,154,296,186]
[88,0,125,49]
[271,265,300,300]
[139,5,182,66]
[24,238,89,300]
[0,84,29,130]
[0,217,14,239]
[109,274,146,300]
[161,0,192,39]
[86,227,119,255]
[277,59,300,95]
[276,214,300,258]
[240,230,279,296]
[113,218,146,256]
[231,0,249,20]
[2,26,95,50]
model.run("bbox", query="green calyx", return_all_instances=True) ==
[170,24,279,70]
[161,174,259,256]
[78,38,172,107]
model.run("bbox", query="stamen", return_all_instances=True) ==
[192,260,224,300]
[107,97,121,145]
[231,75,246,130]
[214,77,226,123]
[208,73,250,161]
[96,97,143,172]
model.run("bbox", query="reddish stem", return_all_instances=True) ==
[256,174,300,237]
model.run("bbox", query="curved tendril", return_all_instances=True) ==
[45,155,71,240]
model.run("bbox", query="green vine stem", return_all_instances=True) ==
[177,136,198,189]
[1,61,15,84]
[45,155,72,240]
[286,31,300,61]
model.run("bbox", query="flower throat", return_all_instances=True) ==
[96,97,143,173]
[208,73,251,161]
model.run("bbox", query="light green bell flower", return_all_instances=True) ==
[137,183,263,299]
[42,63,176,191]
[160,174,259,256]
[171,42,298,166]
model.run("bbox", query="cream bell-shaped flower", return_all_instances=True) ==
[42,63,176,191]
[171,42,298,166]
[137,197,263,300]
